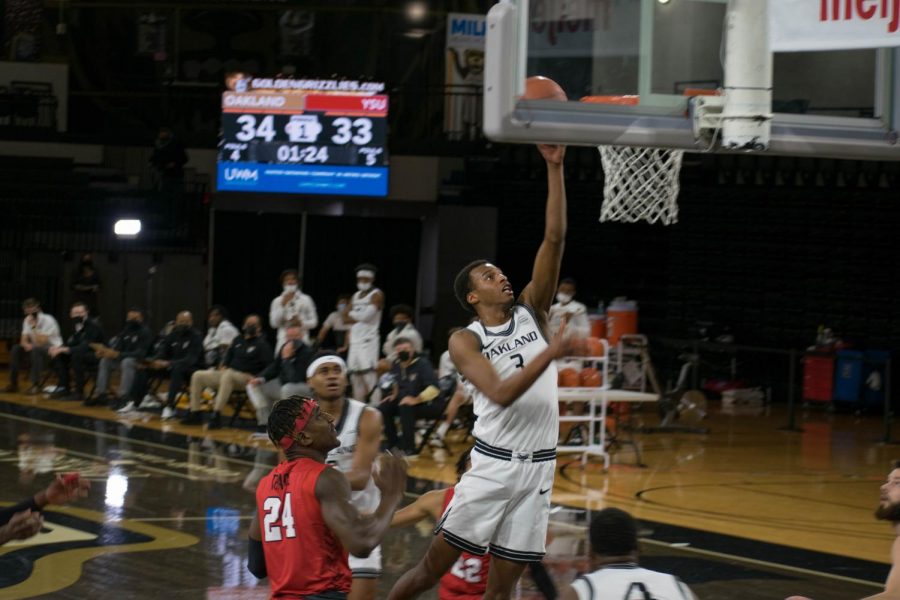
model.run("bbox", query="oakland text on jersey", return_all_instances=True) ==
[482,331,539,360]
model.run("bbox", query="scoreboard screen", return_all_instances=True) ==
[217,76,388,197]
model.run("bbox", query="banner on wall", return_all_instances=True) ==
[444,12,485,141]
[770,0,900,51]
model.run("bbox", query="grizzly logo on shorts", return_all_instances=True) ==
[482,331,539,360]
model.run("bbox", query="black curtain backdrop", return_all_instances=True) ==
[212,210,303,340]
[303,214,422,338]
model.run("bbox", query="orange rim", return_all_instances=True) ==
[580,95,640,105]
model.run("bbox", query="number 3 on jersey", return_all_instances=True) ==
[451,556,483,583]
[509,353,525,369]
[263,494,296,541]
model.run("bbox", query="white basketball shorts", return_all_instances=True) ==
[435,439,556,562]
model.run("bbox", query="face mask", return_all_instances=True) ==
[397,350,411,362]
[126,319,141,330]
[244,325,259,336]
[283,284,298,294]
[556,292,573,304]
[73,316,85,324]
[393,320,408,331]
[357,281,372,292]
[174,324,188,334]
[337,302,347,311]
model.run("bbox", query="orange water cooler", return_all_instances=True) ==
[589,314,607,339]
[606,299,638,345]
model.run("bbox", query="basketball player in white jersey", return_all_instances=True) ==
[308,353,385,600]
[561,508,697,600]
[343,264,384,402]
[388,143,570,600]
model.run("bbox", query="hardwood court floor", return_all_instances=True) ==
[0,384,893,599]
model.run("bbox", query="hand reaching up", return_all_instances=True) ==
[538,144,566,165]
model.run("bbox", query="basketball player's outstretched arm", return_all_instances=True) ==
[317,453,407,557]
[390,489,445,527]
[450,320,569,408]
[520,144,566,317]
[346,408,383,491]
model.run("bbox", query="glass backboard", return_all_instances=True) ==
[483,0,900,160]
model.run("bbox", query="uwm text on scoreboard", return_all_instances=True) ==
[217,76,388,197]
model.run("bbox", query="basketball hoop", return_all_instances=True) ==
[582,95,684,226]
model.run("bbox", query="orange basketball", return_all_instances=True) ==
[580,367,602,387]
[523,76,567,102]
[559,367,580,388]
[585,337,605,357]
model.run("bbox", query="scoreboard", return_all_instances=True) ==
[217,76,389,197]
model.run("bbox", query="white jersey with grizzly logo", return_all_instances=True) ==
[464,303,558,451]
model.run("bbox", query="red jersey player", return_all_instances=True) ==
[390,451,488,600]
[248,396,407,599]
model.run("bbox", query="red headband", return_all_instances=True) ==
[279,398,317,450]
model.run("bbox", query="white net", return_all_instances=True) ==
[597,146,684,225]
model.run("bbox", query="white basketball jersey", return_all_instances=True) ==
[326,398,380,513]
[572,565,696,600]
[349,288,382,346]
[464,303,558,451]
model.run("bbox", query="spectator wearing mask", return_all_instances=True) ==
[5,298,62,395]
[71,253,101,317]
[203,305,240,367]
[48,302,104,402]
[119,311,202,418]
[246,324,315,440]
[379,338,441,457]
[343,263,384,401]
[549,278,591,338]
[381,304,424,364]
[269,269,318,348]
[92,307,153,408]
[182,314,273,429]
[316,294,352,356]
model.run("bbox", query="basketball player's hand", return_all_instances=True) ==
[373,453,408,499]
[42,473,90,506]
[537,144,566,165]
[0,510,43,544]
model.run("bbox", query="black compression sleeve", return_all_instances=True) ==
[529,561,557,600]
[247,537,267,579]
[0,497,40,527]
